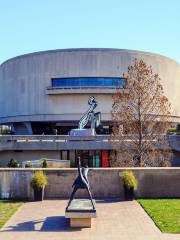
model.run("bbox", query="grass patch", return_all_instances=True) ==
[138,199,180,233]
[0,200,23,229]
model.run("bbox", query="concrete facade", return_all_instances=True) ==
[0,48,180,127]
[0,135,179,167]
[0,48,180,166]
[0,168,180,199]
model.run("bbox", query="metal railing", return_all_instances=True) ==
[0,134,110,142]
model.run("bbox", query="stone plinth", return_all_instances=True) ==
[65,199,96,228]
[69,129,95,136]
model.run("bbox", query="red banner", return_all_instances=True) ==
[102,150,109,167]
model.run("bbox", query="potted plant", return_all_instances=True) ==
[30,171,48,201]
[121,171,138,200]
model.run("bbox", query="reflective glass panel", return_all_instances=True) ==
[52,77,126,88]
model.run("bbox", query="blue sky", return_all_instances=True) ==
[0,0,180,64]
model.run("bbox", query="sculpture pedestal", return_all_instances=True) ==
[65,199,96,228]
[70,217,92,228]
[69,129,95,136]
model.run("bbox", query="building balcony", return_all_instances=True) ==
[0,134,179,152]
[0,135,111,151]
[45,86,127,95]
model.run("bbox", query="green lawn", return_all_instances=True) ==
[0,200,23,229]
[138,199,180,233]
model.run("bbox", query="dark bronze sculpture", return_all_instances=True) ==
[66,157,95,210]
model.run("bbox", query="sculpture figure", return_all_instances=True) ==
[78,96,101,131]
[66,157,95,210]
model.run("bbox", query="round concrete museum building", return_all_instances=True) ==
[0,48,180,167]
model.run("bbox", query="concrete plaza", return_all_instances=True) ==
[0,199,179,240]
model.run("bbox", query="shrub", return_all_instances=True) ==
[8,158,18,168]
[25,163,32,168]
[0,127,11,134]
[30,171,48,189]
[167,128,176,134]
[42,159,48,168]
[121,171,138,189]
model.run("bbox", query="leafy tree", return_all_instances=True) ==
[111,59,172,167]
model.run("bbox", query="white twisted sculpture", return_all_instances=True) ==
[78,96,101,131]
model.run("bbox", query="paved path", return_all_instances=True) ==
[0,200,179,240]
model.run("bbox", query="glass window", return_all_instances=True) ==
[51,77,126,88]
[61,150,68,160]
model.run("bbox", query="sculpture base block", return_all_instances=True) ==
[65,199,96,228]
[70,218,92,228]
[69,129,95,136]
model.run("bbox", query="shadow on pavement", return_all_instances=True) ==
[1,216,81,232]
[96,198,124,203]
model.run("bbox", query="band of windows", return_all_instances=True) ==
[52,77,126,88]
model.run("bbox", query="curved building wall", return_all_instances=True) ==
[0,48,180,125]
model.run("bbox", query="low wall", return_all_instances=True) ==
[0,168,180,200]
[0,170,33,199]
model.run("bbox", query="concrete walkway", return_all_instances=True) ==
[0,200,179,240]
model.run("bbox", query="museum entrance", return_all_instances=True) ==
[68,150,110,168]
